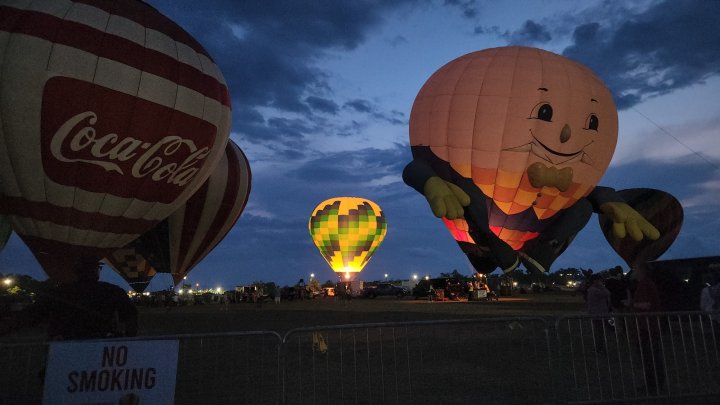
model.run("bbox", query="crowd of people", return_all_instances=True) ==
[581,264,720,395]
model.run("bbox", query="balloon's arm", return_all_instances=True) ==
[402,159,435,193]
[403,159,470,219]
[589,186,661,241]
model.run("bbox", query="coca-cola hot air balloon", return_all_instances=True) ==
[104,140,251,286]
[404,47,666,275]
[309,197,387,281]
[0,0,231,282]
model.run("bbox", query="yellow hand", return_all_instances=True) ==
[423,177,470,219]
[600,202,660,241]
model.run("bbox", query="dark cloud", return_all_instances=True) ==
[288,144,411,185]
[305,96,339,115]
[149,0,418,149]
[388,35,409,47]
[444,0,478,18]
[507,20,552,45]
[562,0,720,109]
[344,99,407,125]
[344,99,373,114]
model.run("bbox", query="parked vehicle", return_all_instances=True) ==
[412,278,466,300]
[362,283,407,298]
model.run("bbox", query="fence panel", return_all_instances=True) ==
[0,331,283,405]
[281,317,553,405]
[5,313,718,404]
[554,311,720,404]
[173,331,282,405]
[0,340,48,404]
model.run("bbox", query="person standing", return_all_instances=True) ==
[631,264,664,396]
[700,275,720,329]
[41,256,138,340]
[586,274,611,354]
[605,266,630,313]
[271,284,281,304]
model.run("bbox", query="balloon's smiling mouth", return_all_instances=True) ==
[532,136,582,157]
[503,130,594,166]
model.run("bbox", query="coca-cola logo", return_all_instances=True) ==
[41,77,218,204]
[51,111,209,187]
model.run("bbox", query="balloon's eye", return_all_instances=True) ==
[587,114,599,131]
[531,103,553,122]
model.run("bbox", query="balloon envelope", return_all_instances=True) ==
[0,0,231,282]
[104,140,251,286]
[0,215,11,252]
[407,46,618,271]
[599,188,683,269]
[309,197,387,280]
[103,254,157,293]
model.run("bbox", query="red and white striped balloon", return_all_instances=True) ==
[0,0,231,282]
[167,140,251,284]
[104,140,251,286]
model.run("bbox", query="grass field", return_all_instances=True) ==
[136,292,586,336]
[2,291,586,341]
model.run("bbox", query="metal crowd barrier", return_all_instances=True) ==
[281,317,552,405]
[554,311,720,404]
[0,331,283,405]
[2,313,719,404]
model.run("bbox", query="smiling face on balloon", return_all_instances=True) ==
[410,46,618,220]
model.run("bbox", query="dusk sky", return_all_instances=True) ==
[1,0,719,291]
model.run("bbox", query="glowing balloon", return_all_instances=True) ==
[0,0,231,282]
[309,197,387,281]
[104,140,251,286]
[599,189,683,269]
[404,46,660,274]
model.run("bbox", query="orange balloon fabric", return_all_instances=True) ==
[409,46,618,251]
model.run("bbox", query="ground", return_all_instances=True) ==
[1,291,586,341]
[140,292,584,336]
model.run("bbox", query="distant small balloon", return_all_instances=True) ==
[103,254,157,293]
[309,197,387,281]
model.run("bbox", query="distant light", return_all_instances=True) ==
[179,289,184,294]
[683,278,689,283]
[3,278,13,286]
[216,287,222,293]
[512,282,518,287]
[425,276,429,280]
[143,292,150,296]
[412,274,418,280]
[310,273,315,278]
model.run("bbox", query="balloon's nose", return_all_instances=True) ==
[560,124,571,143]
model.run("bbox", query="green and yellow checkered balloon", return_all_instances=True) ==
[309,197,387,280]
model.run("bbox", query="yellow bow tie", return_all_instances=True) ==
[527,163,573,192]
